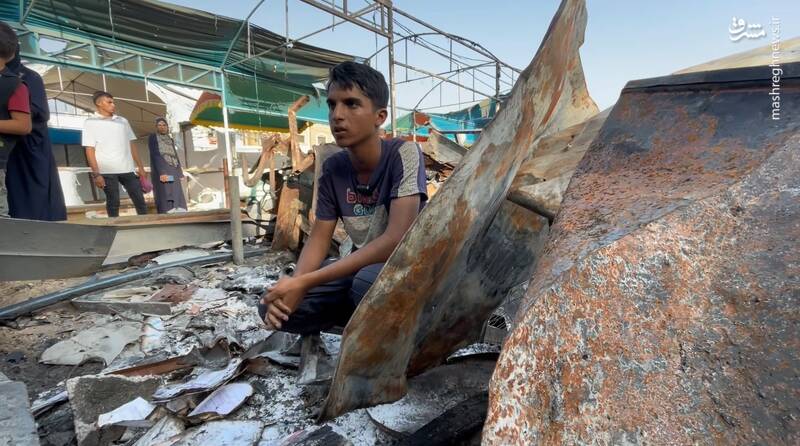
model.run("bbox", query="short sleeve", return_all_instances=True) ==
[124,119,136,141]
[7,83,30,114]
[315,161,339,221]
[390,142,428,201]
[81,119,95,146]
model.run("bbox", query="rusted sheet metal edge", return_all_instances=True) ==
[319,0,596,421]
[625,61,800,91]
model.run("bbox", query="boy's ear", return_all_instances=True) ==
[374,107,388,128]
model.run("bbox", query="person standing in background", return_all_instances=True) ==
[147,117,186,213]
[6,46,67,221]
[0,23,31,218]
[82,91,148,217]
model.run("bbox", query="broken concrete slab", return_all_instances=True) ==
[320,0,597,420]
[485,63,800,444]
[97,397,156,429]
[188,382,254,421]
[66,374,161,446]
[170,420,263,446]
[40,320,143,366]
[0,380,39,446]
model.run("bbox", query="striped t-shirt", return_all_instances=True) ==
[316,138,428,248]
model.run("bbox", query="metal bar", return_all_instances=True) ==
[184,69,213,84]
[221,0,266,68]
[297,0,390,37]
[102,52,136,68]
[220,72,244,265]
[395,61,498,100]
[44,89,165,107]
[0,248,269,320]
[225,3,379,69]
[20,0,37,24]
[146,62,177,76]
[495,62,500,98]
[391,6,521,72]
[387,2,397,136]
[396,62,493,85]
[48,42,89,59]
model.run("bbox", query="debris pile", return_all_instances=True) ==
[1,247,505,445]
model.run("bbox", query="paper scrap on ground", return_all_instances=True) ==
[153,249,211,265]
[97,397,156,428]
[152,358,243,401]
[188,382,254,420]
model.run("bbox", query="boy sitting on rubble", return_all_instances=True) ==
[259,61,427,334]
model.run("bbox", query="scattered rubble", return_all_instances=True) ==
[65,374,162,446]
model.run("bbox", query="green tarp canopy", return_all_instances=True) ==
[3,0,354,128]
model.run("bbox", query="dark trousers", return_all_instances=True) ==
[102,172,148,217]
[258,259,384,335]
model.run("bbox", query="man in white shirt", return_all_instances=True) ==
[82,91,148,217]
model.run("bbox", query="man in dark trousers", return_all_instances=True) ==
[82,91,148,217]
[259,61,427,334]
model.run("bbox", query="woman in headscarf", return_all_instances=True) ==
[148,118,187,213]
[6,47,67,220]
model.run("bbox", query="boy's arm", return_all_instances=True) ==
[294,218,337,276]
[299,194,420,288]
[264,194,420,327]
[0,111,31,135]
[260,217,336,329]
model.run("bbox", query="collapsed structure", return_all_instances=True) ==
[1,0,799,444]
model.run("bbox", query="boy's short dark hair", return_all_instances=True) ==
[327,61,389,110]
[0,22,18,61]
[92,91,113,104]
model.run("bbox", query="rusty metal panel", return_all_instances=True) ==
[507,109,608,219]
[485,63,800,444]
[320,0,597,420]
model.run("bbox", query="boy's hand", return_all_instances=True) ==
[259,276,310,328]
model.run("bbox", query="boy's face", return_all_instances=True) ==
[95,96,116,115]
[327,84,387,148]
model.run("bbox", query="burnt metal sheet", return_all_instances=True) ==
[485,63,800,444]
[507,109,608,220]
[320,0,597,420]
[0,218,115,281]
[420,128,468,170]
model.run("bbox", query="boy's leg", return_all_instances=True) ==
[349,263,385,307]
[119,172,148,215]
[102,174,121,217]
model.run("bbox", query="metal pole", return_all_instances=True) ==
[495,62,501,99]
[0,248,269,320]
[221,72,245,264]
[386,1,397,137]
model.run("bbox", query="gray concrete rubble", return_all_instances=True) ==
[0,378,40,446]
